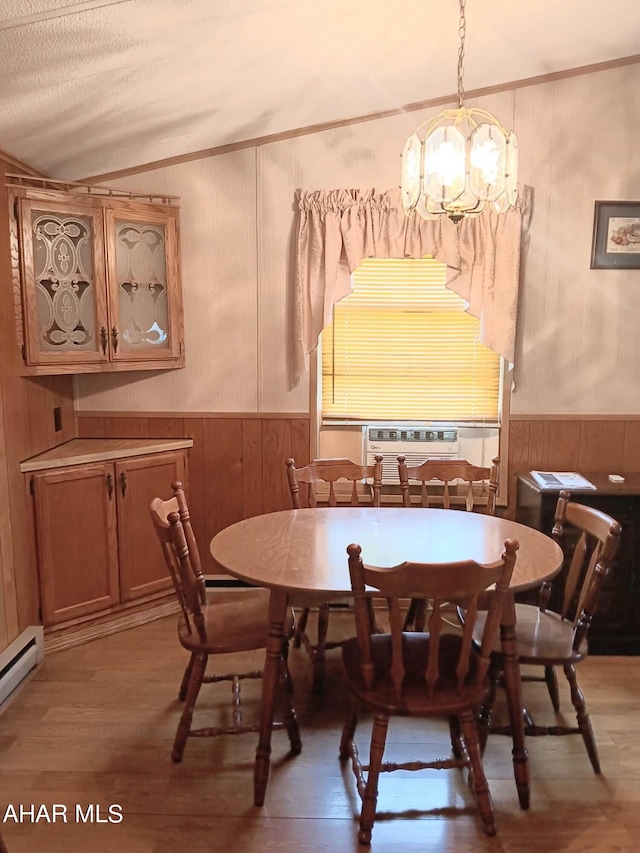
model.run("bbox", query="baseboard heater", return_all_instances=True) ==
[0,626,44,710]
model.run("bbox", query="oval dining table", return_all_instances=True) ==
[210,506,564,810]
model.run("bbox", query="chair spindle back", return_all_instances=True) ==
[347,539,519,703]
[150,481,207,642]
[398,456,500,514]
[287,456,383,508]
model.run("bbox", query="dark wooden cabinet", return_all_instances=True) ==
[516,473,640,654]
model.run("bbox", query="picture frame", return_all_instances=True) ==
[591,200,640,269]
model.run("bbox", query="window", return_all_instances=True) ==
[321,257,501,423]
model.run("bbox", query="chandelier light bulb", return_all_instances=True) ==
[431,140,464,186]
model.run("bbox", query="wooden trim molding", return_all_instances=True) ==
[75,410,311,420]
[0,150,46,178]
[511,413,640,421]
[44,595,179,654]
[6,173,179,202]
[8,195,23,349]
[82,54,640,184]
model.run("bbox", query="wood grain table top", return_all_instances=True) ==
[210,507,563,597]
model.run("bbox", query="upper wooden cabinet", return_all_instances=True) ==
[10,188,184,375]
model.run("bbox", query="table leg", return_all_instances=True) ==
[500,594,530,809]
[254,589,300,806]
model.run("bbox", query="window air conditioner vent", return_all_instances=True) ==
[368,427,458,444]
[364,426,459,485]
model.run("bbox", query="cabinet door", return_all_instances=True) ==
[19,198,109,368]
[116,450,187,601]
[32,463,119,625]
[103,202,184,367]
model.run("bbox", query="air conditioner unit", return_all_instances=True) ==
[364,426,459,485]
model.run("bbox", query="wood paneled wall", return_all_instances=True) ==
[0,159,76,645]
[506,416,640,517]
[77,412,640,549]
[76,412,311,571]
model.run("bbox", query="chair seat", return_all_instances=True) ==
[342,632,487,715]
[473,603,587,664]
[178,588,294,654]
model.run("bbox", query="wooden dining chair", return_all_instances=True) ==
[474,490,621,772]
[398,455,500,512]
[286,456,383,693]
[398,455,500,631]
[150,481,300,762]
[340,538,519,843]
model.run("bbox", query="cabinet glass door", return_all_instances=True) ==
[105,205,182,363]
[21,200,108,365]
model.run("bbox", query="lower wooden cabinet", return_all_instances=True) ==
[22,439,192,626]
[115,452,187,602]
[33,461,121,624]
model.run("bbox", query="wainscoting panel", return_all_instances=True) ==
[76,413,311,571]
[506,417,640,517]
[77,413,638,547]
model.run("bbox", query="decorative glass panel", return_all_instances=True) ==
[31,210,97,353]
[400,133,422,213]
[115,220,169,352]
[469,123,507,203]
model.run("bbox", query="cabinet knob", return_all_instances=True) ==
[100,327,108,356]
[111,326,119,355]
[120,470,127,497]
[106,473,113,500]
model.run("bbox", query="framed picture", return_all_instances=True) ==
[591,201,640,269]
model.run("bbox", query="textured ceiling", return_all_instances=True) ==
[1,0,639,180]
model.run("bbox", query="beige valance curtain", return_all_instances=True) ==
[292,186,531,385]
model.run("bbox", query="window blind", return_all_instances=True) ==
[321,257,500,422]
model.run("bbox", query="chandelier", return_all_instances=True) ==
[401,0,518,222]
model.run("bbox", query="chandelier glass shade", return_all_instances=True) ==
[401,1,518,221]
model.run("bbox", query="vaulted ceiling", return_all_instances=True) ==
[1,0,639,180]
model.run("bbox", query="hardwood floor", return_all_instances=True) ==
[1,612,639,852]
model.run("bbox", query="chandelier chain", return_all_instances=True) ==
[457,0,466,108]
[400,0,518,220]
